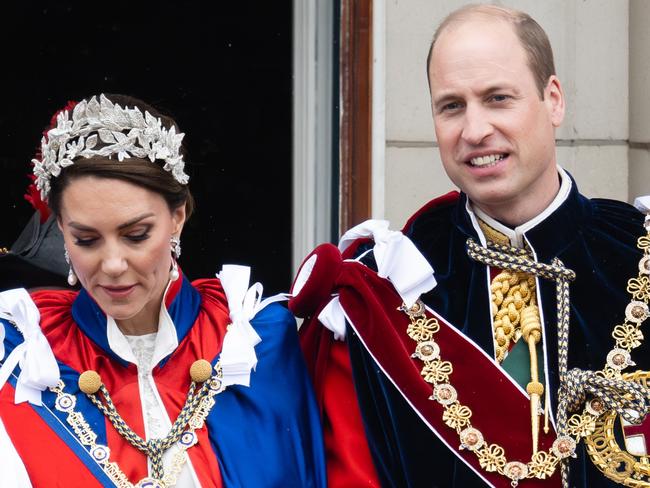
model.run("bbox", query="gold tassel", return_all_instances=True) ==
[521,304,543,454]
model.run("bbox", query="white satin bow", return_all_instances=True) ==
[318,219,437,340]
[339,219,436,307]
[0,289,60,405]
[217,265,286,387]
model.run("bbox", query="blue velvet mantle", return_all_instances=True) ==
[347,180,646,487]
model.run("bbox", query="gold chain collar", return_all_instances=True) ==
[402,301,572,486]
[400,218,650,486]
[577,228,650,485]
[0,304,227,487]
[50,363,225,488]
[0,319,223,488]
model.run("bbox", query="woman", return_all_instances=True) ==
[0,94,326,487]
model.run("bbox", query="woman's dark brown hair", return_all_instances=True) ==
[47,94,195,219]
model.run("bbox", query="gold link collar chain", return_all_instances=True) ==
[49,363,225,488]
[578,225,650,486]
[400,219,650,486]
[401,301,573,486]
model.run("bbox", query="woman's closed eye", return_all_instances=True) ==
[73,236,98,247]
[124,225,152,242]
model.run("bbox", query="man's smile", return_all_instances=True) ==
[468,153,507,167]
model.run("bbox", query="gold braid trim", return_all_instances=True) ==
[479,218,546,454]
[477,219,511,247]
[492,271,537,362]
[476,218,539,363]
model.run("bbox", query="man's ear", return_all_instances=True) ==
[545,75,565,128]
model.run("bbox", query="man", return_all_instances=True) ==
[294,4,649,487]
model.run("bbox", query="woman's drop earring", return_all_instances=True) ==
[64,246,78,286]
[169,237,181,281]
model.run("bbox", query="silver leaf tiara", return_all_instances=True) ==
[32,94,189,199]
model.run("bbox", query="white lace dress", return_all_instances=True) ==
[123,332,199,488]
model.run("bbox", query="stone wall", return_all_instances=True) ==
[379,0,646,226]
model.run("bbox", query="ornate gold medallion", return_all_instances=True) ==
[581,228,650,486]
[585,371,650,487]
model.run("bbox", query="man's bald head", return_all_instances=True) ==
[426,4,556,99]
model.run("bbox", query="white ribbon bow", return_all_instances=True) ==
[217,265,286,387]
[317,220,437,341]
[0,289,60,406]
[339,219,437,307]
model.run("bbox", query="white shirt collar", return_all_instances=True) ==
[106,281,179,369]
[469,166,572,248]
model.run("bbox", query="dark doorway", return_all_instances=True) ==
[1,2,293,294]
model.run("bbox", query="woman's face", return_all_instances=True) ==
[58,176,186,333]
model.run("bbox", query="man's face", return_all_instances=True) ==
[429,18,564,225]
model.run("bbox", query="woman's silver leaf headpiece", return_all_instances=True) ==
[32,94,189,199]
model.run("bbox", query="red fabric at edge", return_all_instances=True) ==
[323,339,381,487]
[0,383,105,487]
